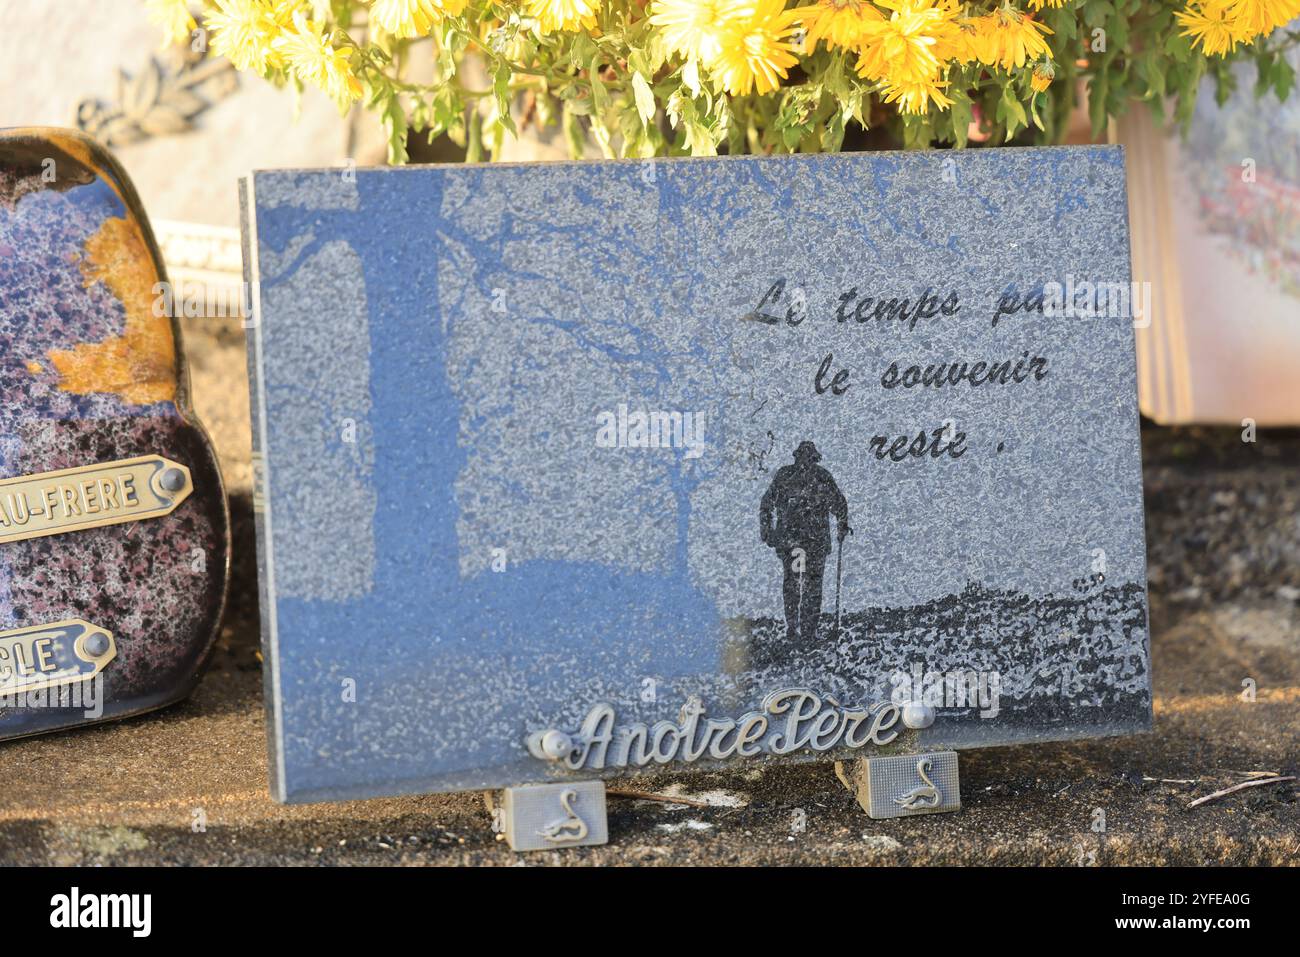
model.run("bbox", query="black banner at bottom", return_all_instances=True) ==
[0,865,1290,944]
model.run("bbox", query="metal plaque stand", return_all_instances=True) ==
[833,701,961,820]
[488,781,609,852]
[492,703,959,847]
[835,751,962,820]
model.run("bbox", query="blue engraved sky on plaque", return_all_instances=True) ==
[243,147,1150,802]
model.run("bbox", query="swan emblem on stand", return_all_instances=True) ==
[894,757,942,810]
[537,789,589,843]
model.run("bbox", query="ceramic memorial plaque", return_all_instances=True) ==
[242,147,1150,803]
[0,128,230,739]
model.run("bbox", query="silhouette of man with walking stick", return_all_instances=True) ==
[759,441,852,644]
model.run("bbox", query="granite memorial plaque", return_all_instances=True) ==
[242,146,1150,803]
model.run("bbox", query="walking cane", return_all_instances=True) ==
[833,530,849,640]
[795,560,804,643]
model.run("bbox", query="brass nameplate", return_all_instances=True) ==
[0,619,116,695]
[0,456,191,544]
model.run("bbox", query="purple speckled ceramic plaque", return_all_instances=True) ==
[243,147,1150,802]
[0,129,229,739]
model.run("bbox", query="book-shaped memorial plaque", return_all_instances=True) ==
[0,129,230,739]
[242,147,1150,802]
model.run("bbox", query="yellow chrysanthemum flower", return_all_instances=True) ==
[273,11,364,110]
[800,0,885,53]
[1026,0,1069,8]
[1222,0,1300,41]
[1030,60,1054,92]
[525,0,600,34]
[145,0,196,47]
[855,0,961,85]
[965,8,1052,71]
[710,0,804,95]
[649,0,737,65]
[1175,1,1240,55]
[879,74,953,113]
[369,0,467,38]
[206,0,294,73]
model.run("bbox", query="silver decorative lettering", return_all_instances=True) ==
[529,688,900,770]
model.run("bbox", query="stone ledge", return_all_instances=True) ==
[0,426,1296,865]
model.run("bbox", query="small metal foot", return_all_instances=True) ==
[500,780,608,851]
[835,752,961,820]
